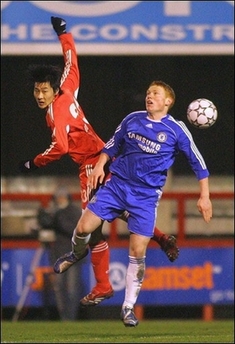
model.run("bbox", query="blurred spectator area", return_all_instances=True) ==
[1,175,234,240]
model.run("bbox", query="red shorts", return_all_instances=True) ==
[79,162,111,209]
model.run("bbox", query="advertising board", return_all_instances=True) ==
[1,1,234,55]
[2,247,234,307]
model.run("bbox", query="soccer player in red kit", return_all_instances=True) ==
[19,16,179,306]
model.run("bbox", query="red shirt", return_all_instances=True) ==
[33,33,105,207]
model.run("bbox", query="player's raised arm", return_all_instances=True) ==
[51,16,80,95]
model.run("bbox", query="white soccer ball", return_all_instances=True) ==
[187,98,218,129]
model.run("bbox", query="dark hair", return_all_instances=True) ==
[27,64,62,93]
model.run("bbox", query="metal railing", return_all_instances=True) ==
[2,191,233,245]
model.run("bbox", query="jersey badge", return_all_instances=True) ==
[157,132,167,142]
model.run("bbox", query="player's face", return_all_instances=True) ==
[145,85,171,116]
[33,82,57,109]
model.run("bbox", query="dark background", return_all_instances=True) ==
[1,55,234,176]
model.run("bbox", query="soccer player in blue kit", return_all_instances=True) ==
[55,80,213,327]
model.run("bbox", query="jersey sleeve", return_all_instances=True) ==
[59,33,80,96]
[33,106,70,167]
[177,121,210,180]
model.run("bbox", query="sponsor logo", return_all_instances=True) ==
[143,262,214,290]
[1,1,234,55]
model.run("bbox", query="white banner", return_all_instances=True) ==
[1,1,234,55]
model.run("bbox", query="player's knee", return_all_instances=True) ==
[76,219,96,235]
[76,222,87,235]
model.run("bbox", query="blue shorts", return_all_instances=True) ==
[87,175,162,237]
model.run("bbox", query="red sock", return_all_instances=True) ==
[90,240,112,292]
[151,227,166,244]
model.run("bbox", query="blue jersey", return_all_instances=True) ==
[88,110,210,237]
[103,111,209,189]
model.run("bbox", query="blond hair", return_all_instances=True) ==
[148,80,176,109]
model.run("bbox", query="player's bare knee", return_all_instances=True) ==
[77,219,95,235]
[76,222,87,235]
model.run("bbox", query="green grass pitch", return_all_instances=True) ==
[1,320,234,343]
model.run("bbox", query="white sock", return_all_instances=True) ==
[122,256,146,310]
[72,228,90,258]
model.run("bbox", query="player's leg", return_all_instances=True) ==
[54,167,108,276]
[80,224,114,306]
[151,227,179,262]
[120,233,150,327]
[53,222,112,296]
[54,167,114,304]
[53,207,99,274]
[80,178,125,307]
[120,212,179,262]
[79,170,114,306]
[120,190,156,327]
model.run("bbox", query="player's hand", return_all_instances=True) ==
[18,159,38,173]
[87,165,105,190]
[197,197,212,223]
[51,16,67,36]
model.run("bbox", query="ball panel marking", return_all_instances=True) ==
[187,98,218,129]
